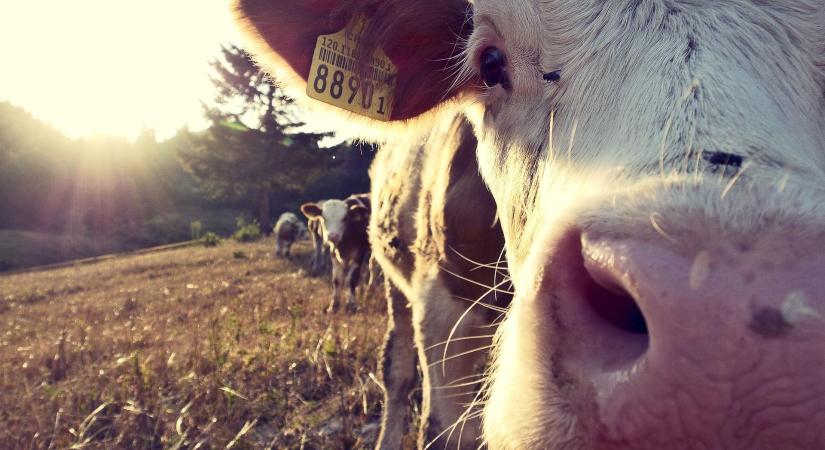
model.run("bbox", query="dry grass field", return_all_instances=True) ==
[0,240,411,449]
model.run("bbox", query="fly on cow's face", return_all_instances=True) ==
[543,70,561,82]
[480,47,511,90]
[702,150,744,168]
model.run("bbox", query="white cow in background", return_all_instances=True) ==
[273,212,302,257]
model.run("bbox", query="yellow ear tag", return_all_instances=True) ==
[307,16,396,121]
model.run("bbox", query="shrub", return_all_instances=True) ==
[118,213,190,248]
[201,232,221,247]
[232,218,261,243]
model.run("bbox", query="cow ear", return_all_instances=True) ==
[344,195,368,210]
[301,203,322,218]
[233,0,474,123]
[348,204,369,221]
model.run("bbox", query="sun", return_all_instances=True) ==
[0,0,242,141]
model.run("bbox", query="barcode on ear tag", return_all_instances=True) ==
[307,16,396,121]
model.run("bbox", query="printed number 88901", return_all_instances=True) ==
[312,63,387,116]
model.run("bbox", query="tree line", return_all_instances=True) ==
[178,45,375,233]
[0,45,373,269]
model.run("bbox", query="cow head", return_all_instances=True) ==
[301,199,366,246]
[301,200,347,245]
[238,1,825,448]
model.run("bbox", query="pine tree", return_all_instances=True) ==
[179,45,337,233]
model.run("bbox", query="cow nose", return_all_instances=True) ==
[546,230,825,444]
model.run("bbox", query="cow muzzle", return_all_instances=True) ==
[503,228,825,449]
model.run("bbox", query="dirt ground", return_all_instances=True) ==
[0,239,413,449]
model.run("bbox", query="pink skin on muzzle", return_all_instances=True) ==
[534,230,825,449]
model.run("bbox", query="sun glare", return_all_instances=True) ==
[0,1,242,140]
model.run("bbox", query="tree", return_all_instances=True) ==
[178,45,337,233]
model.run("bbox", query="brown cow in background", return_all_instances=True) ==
[301,194,371,312]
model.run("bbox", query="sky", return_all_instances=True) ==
[0,0,245,141]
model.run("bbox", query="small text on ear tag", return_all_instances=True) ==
[307,16,396,121]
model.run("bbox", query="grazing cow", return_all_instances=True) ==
[235,1,825,449]
[301,195,371,312]
[273,212,302,257]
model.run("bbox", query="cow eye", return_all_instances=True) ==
[480,47,511,89]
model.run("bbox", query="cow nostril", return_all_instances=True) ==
[550,232,649,371]
[584,271,648,335]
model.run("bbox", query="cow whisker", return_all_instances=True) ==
[432,379,486,391]
[440,40,476,102]
[547,110,557,163]
[449,245,509,271]
[566,119,578,163]
[474,318,506,329]
[442,372,487,384]
[492,245,510,308]
[720,161,750,199]
[438,53,471,86]
[466,311,508,329]
[439,266,515,295]
[424,404,484,450]
[438,366,496,450]
[452,295,507,313]
[425,334,496,352]
[456,410,486,450]
[649,212,678,245]
[439,390,485,399]
[442,392,487,449]
[436,7,472,68]
[427,345,494,368]
[435,377,488,393]
[438,272,512,376]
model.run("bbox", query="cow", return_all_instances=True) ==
[273,212,302,257]
[301,194,371,312]
[235,1,825,449]
[305,203,331,276]
[368,117,508,448]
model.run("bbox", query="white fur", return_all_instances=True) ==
[468,1,825,448]
[319,200,349,246]
[233,1,825,448]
